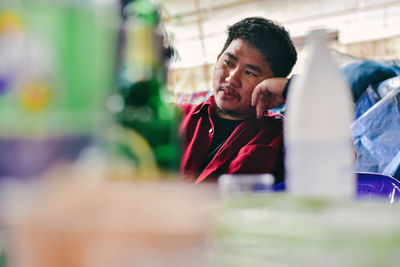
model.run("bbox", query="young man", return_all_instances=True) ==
[179,17,297,184]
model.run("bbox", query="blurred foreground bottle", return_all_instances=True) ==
[0,0,120,179]
[110,0,181,177]
[284,29,356,198]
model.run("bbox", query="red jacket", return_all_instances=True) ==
[178,96,285,184]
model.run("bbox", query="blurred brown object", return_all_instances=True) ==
[0,179,216,267]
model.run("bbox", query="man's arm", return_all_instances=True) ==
[251,77,292,119]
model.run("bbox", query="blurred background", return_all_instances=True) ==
[1,1,400,267]
[160,0,400,95]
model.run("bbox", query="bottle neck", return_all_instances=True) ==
[121,5,164,84]
[308,29,328,52]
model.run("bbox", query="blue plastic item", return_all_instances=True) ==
[354,85,381,119]
[352,76,400,179]
[341,60,398,102]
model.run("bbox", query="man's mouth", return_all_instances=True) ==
[219,87,240,99]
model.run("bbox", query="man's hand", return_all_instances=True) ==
[251,77,288,119]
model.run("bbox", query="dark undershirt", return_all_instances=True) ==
[198,115,243,174]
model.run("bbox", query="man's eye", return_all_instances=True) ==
[245,70,257,77]
[224,60,233,66]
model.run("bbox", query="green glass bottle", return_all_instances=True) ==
[114,0,181,175]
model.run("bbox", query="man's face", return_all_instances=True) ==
[213,38,274,119]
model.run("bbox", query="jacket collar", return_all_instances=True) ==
[192,94,216,116]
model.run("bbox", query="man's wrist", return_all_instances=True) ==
[282,75,296,100]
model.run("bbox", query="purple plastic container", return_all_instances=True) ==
[273,172,400,203]
[0,136,91,180]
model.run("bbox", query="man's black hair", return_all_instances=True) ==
[220,17,297,77]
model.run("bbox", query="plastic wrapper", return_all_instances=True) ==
[352,76,400,179]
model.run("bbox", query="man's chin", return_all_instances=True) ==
[215,103,253,119]
[216,104,244,117]
[215,96,235,108]
[215,100,234,114]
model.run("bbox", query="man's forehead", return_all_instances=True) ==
[223,39,270,73]
[225,39,265,60]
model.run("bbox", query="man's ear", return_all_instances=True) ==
[217,54,221,61]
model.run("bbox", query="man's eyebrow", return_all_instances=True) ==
[245,64,261,74]
[226,52,261,74]
[226,52,238,61]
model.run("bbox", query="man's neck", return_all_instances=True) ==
[214,107,251,120]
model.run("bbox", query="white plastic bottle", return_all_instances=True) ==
[284,29,356,199]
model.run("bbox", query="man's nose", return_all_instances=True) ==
[225,68,241,87]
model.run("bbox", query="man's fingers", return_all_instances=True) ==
[256,101,265,119]
[251,86,261,106]
[256,91,271,118]
[252,86,275,118]
[252,77,288,118]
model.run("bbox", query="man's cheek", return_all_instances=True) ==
[214,70,225,81]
